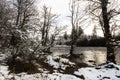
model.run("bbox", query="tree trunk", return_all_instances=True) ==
[101,0,115,63]
[70,43,74,56]
[70,28,77,58]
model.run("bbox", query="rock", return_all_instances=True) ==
[104,64,119,70]
[74,74,85,79]
[116,75,120,78]
[102,76,110,79]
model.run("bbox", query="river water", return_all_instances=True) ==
[51,46,120,66]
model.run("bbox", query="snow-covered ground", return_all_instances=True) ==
[0,54,120,80]
[74,63,120,80]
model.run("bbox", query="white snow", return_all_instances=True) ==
[74,63,120,80]
[46,55,60,69]
[0,53,120,80]
[46,55,75,70]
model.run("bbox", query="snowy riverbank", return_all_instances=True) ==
[0,53,120,80]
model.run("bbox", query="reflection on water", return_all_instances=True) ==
[51,47,120,66]
[115,48,120,65]
[73,47,107,66]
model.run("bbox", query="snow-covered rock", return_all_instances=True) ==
[74,63,120,80]
[0,53,120,80]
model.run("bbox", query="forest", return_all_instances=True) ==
[0,0,120,80]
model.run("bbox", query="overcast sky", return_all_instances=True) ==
[36,0,104,36]
[37,0,70,25]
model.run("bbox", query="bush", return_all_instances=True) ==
[88,38,106,47]
[6,55,40,74]
[76,38,88,47]
[76,38,106,47]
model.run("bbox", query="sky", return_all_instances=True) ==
[36,0,104,36]
[37,0,70,26]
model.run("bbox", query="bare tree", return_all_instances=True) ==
[86,0,120,63]
[0,0,15,48]
[92,25,97,39]
[8,0,38,71]
[69,0,84,57]
[50,25,67,47]
[0,0,12,35]
[63,31,69,40]
[11,0,37,30]
[39,5,58,46]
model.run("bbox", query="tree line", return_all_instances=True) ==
[68,0,120,63]
[0,0,120,71]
